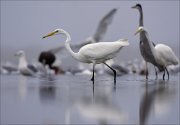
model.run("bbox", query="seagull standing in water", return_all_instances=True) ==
[15,50,37,76]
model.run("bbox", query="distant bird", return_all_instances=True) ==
[1,62,18,74]
[132,3,163,79]
[135,26,178,80]
[38,51,64,75]
[14,50,37,76]
[42,28,129,85]
[73,8,117,49]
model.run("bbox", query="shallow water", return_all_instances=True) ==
[1,74,179,124]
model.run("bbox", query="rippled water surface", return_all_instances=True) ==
[1,74,179,124]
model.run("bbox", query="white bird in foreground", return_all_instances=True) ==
[42,29,129,85]
[14,50,37,76]
[135,26,179,80]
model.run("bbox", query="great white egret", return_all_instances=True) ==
[40,8,117,75]
[42,28,129,85]
[14,50,37,76]
[135,27,179,80]
[132,3,163,79]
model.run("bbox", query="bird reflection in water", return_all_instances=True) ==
[39,80,56,104]
[139,80,177,125]
[65,83,128,124]
[18,75,27,101]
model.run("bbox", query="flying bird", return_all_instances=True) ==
[73,8,117,49]
[135,26,178,80]
[42,28,129,85]
[15,50,37,76]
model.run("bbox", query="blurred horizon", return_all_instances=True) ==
[1,1,179,66]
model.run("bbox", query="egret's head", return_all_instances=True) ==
[14,50,25,57]
[42,28,65,39]
[134,26,145,35]
[131,3,142,10]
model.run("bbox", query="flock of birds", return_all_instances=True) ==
[1,4,179,84]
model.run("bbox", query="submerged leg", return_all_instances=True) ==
[165,67,169,80]
[154,66,158,80]
[104,62,116,85]
[91,63,95,85]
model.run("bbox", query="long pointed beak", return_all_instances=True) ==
[42,31,57,39]
[131,5,136,9]
[134,29,140,35]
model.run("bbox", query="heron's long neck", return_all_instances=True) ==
[63,31,80,61]
[138,8,144,26]
[143,31,157,56]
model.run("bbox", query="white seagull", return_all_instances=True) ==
[15,50,37,76]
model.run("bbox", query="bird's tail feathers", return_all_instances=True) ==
[115,39,129,46]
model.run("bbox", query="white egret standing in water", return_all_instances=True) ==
[40,8,117,75]
[43,29,129,85]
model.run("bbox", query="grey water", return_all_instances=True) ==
[1,74,179,124]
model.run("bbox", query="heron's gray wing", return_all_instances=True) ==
[27,64,37,72]
[48,44,65,54]
[93,8,117,42]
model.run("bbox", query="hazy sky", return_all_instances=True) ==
[1,1,179,65]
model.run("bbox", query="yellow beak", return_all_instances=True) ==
[134,28,140,35]
[131,5,136,9]
[42,31,57,39]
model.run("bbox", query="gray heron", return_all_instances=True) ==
[135,27,178,80]
[132,3,165,79]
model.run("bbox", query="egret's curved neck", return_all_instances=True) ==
[62,31,80,61]
[138,8,144,26]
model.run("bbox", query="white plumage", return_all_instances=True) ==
[78,39,129,64]
[15,50,37,76]
[155,44,178,66]
[43,28,129,84]
[135,26,179,80]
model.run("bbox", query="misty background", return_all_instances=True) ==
[1,1,179,66]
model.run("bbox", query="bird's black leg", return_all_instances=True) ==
[165,67,169,80]
[91,63,95,85]
[104,62,116,86]
[154,66,158,80]
[163,69,166,80]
